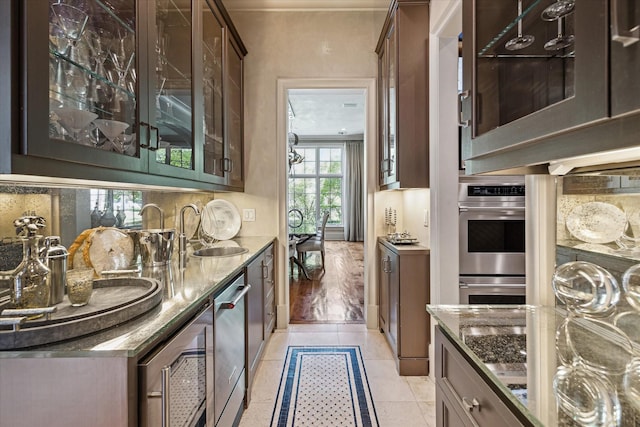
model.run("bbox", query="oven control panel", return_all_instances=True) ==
[467,185,525,197]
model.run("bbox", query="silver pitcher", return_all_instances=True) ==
[138,229,175,266]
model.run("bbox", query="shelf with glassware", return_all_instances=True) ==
[461,0,640,175]
[10,0,246,191]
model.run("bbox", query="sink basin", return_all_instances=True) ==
[192,247,249,257]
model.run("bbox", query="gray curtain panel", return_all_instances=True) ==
[344,141,364,241]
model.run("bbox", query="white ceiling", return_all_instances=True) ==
[288,89,366,137]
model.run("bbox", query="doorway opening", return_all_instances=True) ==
[277,81,374,325]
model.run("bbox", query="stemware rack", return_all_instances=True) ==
[476,0,576,59]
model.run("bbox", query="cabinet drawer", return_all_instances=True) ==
[435,327,525,427]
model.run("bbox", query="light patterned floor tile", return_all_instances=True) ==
[374,401,430,427]
[363,360,416,402]
[406,376,437,402]
[288,331,340,346]
[238,402,275,427]
[337,331,395,360]
[241,327,437,426]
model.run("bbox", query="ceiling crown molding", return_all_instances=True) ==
[223,0,389,11]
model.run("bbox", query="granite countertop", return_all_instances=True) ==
[0,236,275,359]
[378,236,430,253]
[427,305,640,426]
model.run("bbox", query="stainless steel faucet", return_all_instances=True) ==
[179,204,200,268]
[139,203,164,229]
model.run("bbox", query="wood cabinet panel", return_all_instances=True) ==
[435,327,526,427]
[378,239,429,375]
[376,0,429,190]
[8,0,245,191]
[245,242,275,406]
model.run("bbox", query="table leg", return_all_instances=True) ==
[290,256,310,280]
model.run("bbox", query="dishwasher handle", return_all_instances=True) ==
[220,284,252,309]
[161,366,171,427]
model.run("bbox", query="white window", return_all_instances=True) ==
[90,189,143,228]
[288,145,343,234]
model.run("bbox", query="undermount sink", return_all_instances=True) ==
[192,246,249,257]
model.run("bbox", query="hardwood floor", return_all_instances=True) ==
[289,240,365,324]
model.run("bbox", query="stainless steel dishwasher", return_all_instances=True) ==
[214,274,250,427]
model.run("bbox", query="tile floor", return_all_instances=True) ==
[239,323,436,427]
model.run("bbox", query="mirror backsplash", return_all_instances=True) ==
[0,183,216,271]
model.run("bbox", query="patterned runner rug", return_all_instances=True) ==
[270,346,379,427]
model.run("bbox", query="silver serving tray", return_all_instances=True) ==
[0,277,162,350]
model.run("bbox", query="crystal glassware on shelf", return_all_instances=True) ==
[54,107,98,143]
[505,0,535,51]
[94,119,130,153]
[50,2,89,44]
[541,0,575,21]
[544,17,574,51]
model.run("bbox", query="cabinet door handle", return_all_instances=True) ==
[139,122,159,151]
[223,158,233,172]
[149,125,159,151]
[462,396,481,412]
[139,121,150,149]
[262,264,268,279]
[383,257,391,273]
[458,90,470,127]
[612,0,640,47]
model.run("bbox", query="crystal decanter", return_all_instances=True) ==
[11,216,51,312]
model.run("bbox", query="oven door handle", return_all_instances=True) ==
[220,284,252,309]
[459,206,525,212]
[460,281,526,288]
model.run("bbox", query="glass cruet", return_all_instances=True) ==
[11,216,51,312]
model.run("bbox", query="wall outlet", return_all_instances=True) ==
[242,208,256,222]
[423,209,429,227]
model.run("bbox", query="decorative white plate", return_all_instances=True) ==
[566,202,626,244]
[88,228,134,274]
[200,199,241,241]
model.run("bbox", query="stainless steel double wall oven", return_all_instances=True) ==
[459,176,526,304]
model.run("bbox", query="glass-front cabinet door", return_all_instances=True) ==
[461,0,608,161]
[225,36,244,189]
[147,0,198,180]
[611,0,640,117]
[19,0,244,189]
[23,0,145,171]
[202,1,225,183]
[378,17,396,187]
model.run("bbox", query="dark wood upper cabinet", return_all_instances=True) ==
[461,0,640,175]
[3,0,245,191]
[376,0,429,190]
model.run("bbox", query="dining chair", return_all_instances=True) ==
[296,211,330,270]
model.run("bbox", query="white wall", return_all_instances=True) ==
[222,10,386,328]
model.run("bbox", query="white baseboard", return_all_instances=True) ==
[366,304,379,330]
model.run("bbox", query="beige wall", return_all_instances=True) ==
[222,10,385,236]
